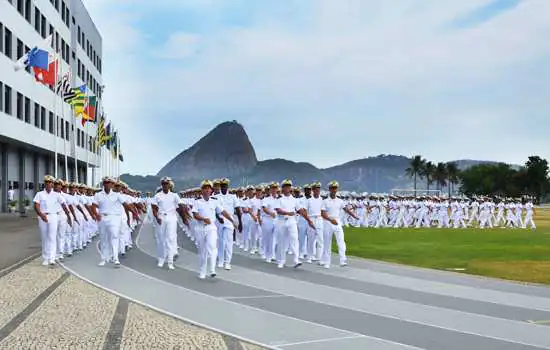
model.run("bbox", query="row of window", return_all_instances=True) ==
[5,0,103,84]
[0,80,94,152]
[0,21,103,98]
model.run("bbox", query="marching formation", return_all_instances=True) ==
[32,174,537,278]
[32,175,144,267]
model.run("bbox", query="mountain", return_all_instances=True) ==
[157,120,257,179]
[122,121,518,193]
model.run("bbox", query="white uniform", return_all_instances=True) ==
[152,191,183,268]
[305,196,324,262]
[216,192,240,268]
[322,197,348,268]
[261,195,278,262]
[34,189,66,265]
[192,196,223,278]
[93,190,128,265]
[274,194,303,268]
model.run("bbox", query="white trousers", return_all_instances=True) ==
[307,217,324,260]
[261,218,276,260]
[217,226,234,265]
[196,224,218,276]
[276,218,299,266]
[57,213,68,255]
[39,214,58,262]
[322,220,347,267]
[99,215,121,263]
[157,214,178,263]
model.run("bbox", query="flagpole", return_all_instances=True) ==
[53,47,59,178]
[117,133,120,179]
[62,71,69,181]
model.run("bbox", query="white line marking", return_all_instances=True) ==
[138,225,550,349]
[133,224,435,350]
[0,251,41,276]
[274,334,421,349]
[62,235,280,350]
[222,295,287,300]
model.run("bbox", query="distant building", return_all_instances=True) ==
[0,0,102,212]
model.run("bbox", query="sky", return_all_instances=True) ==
[82,0,550,175]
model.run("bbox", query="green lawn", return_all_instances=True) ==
[343,226,550,284]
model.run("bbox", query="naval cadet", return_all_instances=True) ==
[33,175,72,266]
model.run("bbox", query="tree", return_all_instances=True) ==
[445,162,459,197]
[406,155,425,196]
[434,162,448,191]
[419,161,436,193]
[459,163,523,197]
[525,156,549,202]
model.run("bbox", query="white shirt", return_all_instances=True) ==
[93,190,127,215]
[274,194,303,219]
[152,191,182,215]
[322,197,347,219]
[261,195,279,218]
[306,196,324,217]
[33,189,66,214]
[192,196,223,228]
[7,189,15,201]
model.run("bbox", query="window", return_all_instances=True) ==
[48,112,54,133]
[25,0,31,22]
[41,15,46,38]
[16,92,23,120]
[54,0,59,11]
[17,39,23,61]
[34,103,40,127]
[17,0,23,15]
[24,97,30,123]
[4,85,12,115]
[61,2,66,22]
[58,116,63,137]
[34,9,40,32]
[55,31,59,52]
[77,128,80,146]
[40,107,46,130]
[65,120,69,140]
[77,59,81,77]
[72,50,75,61]
[61,38,66,61]
[77,26,81,44]
[0,23,3,55]
[72,16,75,25]
[4,28,12,59]
[0,82,3,111]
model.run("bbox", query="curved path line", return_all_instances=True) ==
[58,222,550,350]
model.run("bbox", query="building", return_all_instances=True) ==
[0,0,102,213]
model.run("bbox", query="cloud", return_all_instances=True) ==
[82,0,550,175]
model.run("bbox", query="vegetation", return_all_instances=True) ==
[344,208,550,284]
[405,155,550,202]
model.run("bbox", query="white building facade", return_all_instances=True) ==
[0,0,102,212]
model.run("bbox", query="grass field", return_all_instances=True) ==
[344,209,550,284]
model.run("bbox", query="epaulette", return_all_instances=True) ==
[211,196,218,200]
[277,195,282,199]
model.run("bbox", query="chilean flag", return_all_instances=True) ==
[33,57,59,87]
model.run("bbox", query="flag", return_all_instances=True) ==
[111,131,118,159]
[55,73,73,99]
[68,85,87,115]
[81,96,97,126]
[96,116,111,148]
[33,60,58,87]
[14,35,53,71]
[105,123,112,150]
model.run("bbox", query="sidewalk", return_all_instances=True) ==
[0,214,41,271]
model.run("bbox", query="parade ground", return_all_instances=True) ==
[2,213,550,349]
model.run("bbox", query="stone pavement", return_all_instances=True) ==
[0,213,41,274]
[0,217,266,350]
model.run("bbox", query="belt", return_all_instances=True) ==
[160,212,176,216]
[101,213,121,216]
[44,212,59,215]
[310,215,322,218]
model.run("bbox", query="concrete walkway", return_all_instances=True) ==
[58,223,550,350]
[0,218,265,350]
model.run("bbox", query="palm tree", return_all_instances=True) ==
[405,155,425,196]
[434,162,448,192]
[445,162,459,196]
[420,161,436,193]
